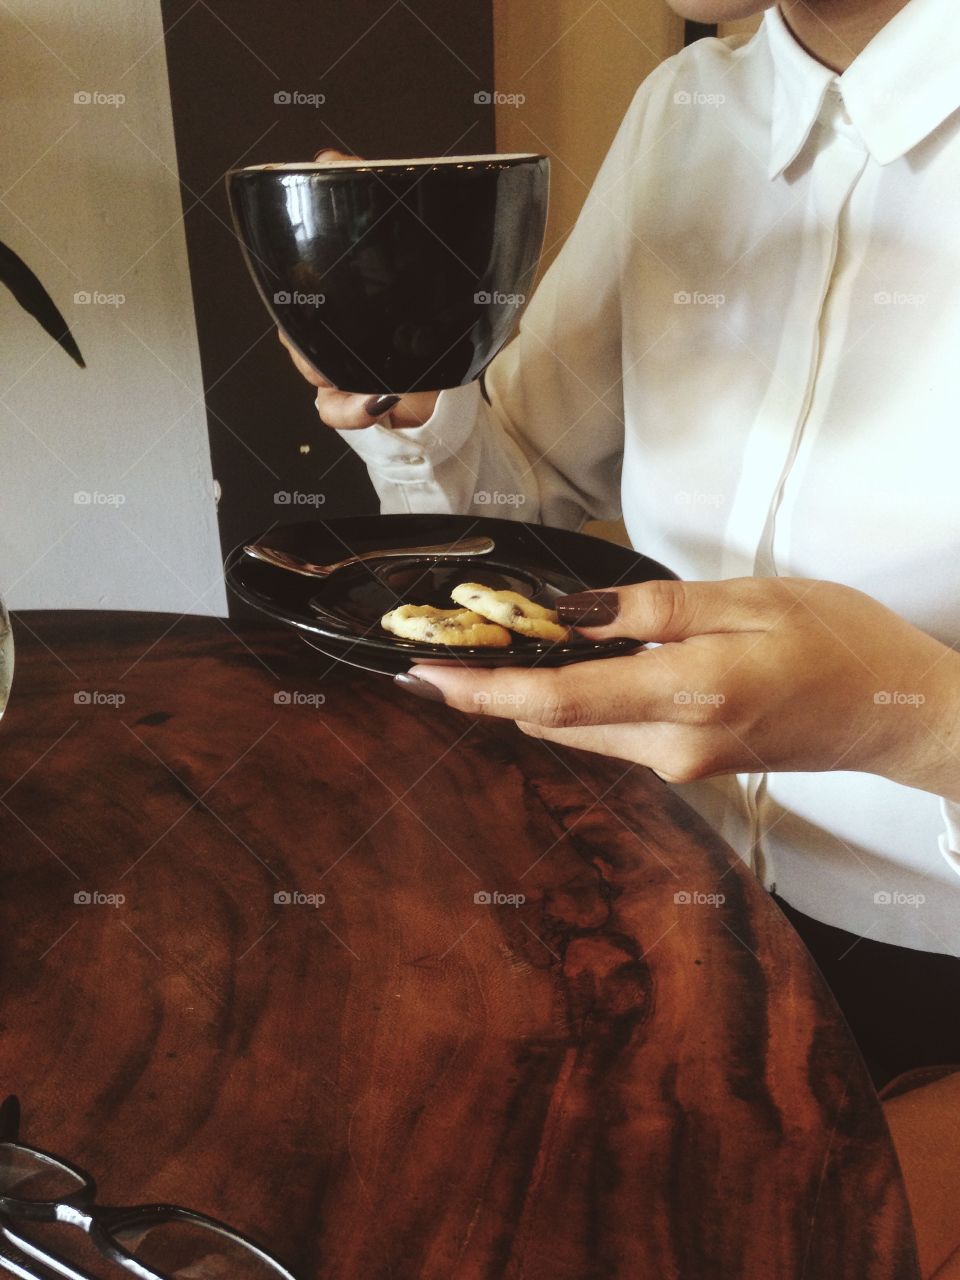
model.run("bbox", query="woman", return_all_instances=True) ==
[283,1,959,1272]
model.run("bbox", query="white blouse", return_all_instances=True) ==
[340,1,960,955]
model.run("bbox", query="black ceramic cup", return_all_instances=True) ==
[226,153,549,394]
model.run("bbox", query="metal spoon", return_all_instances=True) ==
[243,535,496,579]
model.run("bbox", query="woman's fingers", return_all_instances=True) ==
[558,577,809,644]
[396,582,795,730]
[277,328,330,387]
[314,385,440,430]
[403,646,724,730]
[277,329,403,429]
[515,719,730,784]
[316,388,403,430]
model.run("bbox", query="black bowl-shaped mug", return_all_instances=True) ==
[226,153,549,394]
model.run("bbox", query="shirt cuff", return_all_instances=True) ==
[939,798,960,877]
[334,381,482,481]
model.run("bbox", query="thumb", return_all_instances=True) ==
[555,578,773,643]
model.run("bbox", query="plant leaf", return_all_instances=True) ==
[0,238,85,368]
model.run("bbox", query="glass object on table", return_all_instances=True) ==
[0,593,12,721]
[0,1096,299,1280]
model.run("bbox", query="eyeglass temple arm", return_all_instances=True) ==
[0,1237,69,1280]
[0,1247,46,1280]
[0,1225,98,1280]
[0,1099,21,1144]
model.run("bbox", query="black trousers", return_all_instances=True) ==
[772,894,960,1090]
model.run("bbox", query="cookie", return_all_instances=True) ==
[449,583,570,643]
[381,604,512,647]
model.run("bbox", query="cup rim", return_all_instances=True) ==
[231,153,543,174]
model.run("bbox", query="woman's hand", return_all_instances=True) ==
[278,328,439,429]
[277,148,440,431]
[398,577,960,798]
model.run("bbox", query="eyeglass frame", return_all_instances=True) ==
[0,1096,299,1280]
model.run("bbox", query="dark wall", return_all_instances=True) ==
[160,0,496,606]
[683,20,718,44]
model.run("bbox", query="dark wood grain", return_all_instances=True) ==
[0,611,919,1279]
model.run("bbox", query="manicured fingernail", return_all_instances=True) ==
[394,672,446,703]
[555,590,620,625]
[364,394,400,418]
[314,148,339,161]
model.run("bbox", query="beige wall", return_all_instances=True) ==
[493,0,684,274]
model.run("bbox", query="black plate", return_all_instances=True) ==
[225,515,677,675]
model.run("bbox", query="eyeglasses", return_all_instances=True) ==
[0,1097,300,1280]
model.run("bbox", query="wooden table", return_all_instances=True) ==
[0,611,919,1280]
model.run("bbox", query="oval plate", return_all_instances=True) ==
[225,515,677,674]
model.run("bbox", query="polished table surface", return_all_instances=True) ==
[0,611,919,1280]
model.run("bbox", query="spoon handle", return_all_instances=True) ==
[244,535,495,578]
[323,536,495,574]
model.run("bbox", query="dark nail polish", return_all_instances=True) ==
[555,590,620,626]
[393,673,446,704]
[364,394,401,418]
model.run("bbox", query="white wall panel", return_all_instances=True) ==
[0,0,226,613]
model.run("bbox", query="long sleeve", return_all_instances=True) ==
[338,72,665,529]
